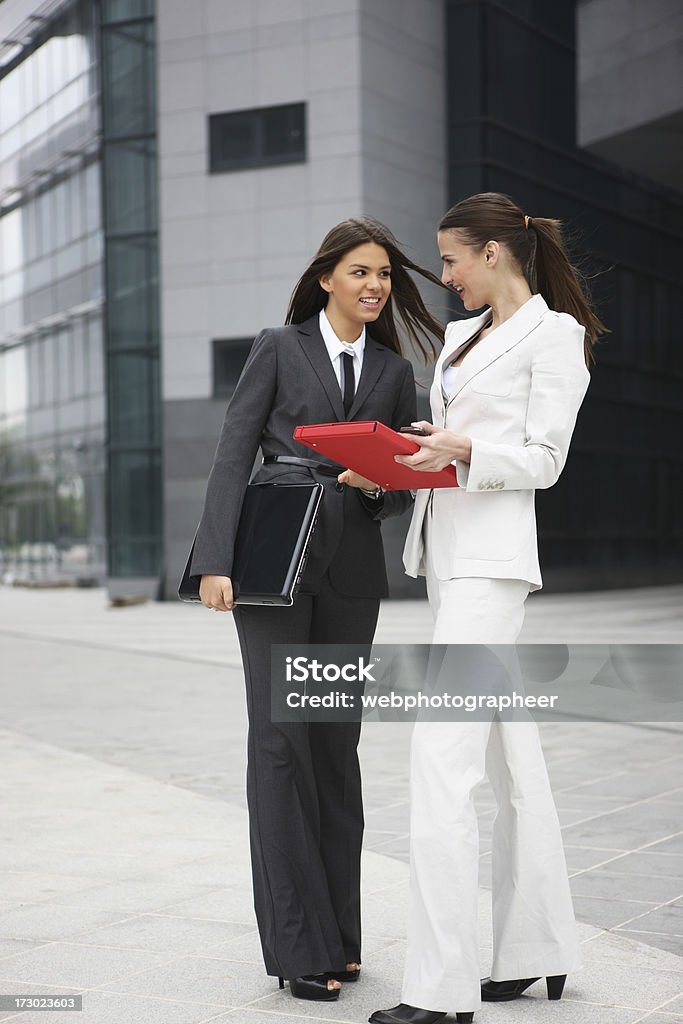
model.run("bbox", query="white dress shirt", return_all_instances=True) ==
[319,309,365,390]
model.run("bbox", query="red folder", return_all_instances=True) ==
[293,421,458,490]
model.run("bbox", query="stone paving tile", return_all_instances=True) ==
[0,873,100,904]
[0,942,46,963]
[38,878,227,915]
[0,846,154,881]
[565,846,630,871]
[559,772,683,803]
[71,914,253,957]
[571,895,659,930]
[1,990,237,1024]
[157,886,256,925]
[93,953,271,1006]
[201,928,263,966]
[489,1005,651,1024]
[657,789,683,805]
[561,802,682,851]
[658,994,683,1013]
[205,1011,368,1024]
[615,904,683,936]
[618,931,683,957]
[597,851,683,879]
[649,835,683,856]
[0,905,136,943]
[360,883,409,942]
[569,869,683,904]
[636,1015,683,1023]
[567,959,683,1012]
[133,853,250,889]
[0,942,167,989]
[581,930,683,973]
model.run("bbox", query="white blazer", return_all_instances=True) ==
[402,294,590,591]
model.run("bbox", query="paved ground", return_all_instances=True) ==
[0,584,681,1023]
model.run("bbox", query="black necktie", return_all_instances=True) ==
[342,352,355,416]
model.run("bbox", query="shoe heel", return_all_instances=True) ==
[456,1014,474,1023]
[546,975,566,1000]
[278,977,284,990]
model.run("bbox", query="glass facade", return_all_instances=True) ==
[99,0,162,582]
[445,0,683,586]
[0,0,105,583]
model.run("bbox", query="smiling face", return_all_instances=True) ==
[319,242,392,338]
[437,229,496,311]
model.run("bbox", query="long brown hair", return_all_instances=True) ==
[286,217,445,363]
[438,192,608,362]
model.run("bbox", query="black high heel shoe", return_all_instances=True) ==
[278,975,341,1001]
[481,974,567,1001]
[369,1004,473,1023]
[328,964,361,983]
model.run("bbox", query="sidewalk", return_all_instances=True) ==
[0,584,681,1024]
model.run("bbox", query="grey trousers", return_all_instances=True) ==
[233,572,379,980]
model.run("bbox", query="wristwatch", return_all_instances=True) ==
[360,486,383,499]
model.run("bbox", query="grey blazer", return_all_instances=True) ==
[189,314,417,599]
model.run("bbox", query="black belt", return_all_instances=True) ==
[263,455,346,478]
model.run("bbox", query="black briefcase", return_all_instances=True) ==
[178,482,324,606]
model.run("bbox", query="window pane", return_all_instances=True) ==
[104,138,156,233]
[108,450,162,576]
[102,0,154,23]
[108,351,160,445]
[209,103,306,173]
[262,104,306,161]
[213,338,252,397]
[101,23,155,137]
[106,238,158,348]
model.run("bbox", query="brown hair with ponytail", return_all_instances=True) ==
[286,217,446,363]
[438,192,608,363]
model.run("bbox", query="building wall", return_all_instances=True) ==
[159,0,447,599]
[577,0,683,191]
[444,0,683,590]
[0,0,106,584]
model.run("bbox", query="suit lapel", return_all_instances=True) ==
[348,335,387,419]
[296,315,345,421]
[447,294,548,402]
[439,309,492,369]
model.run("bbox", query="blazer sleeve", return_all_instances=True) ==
[189,329,277,578]
[358,359,417,521]
[465,315,590,492]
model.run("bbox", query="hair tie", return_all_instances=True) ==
[524,215,533,230]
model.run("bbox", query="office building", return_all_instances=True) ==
[1,0,681,597]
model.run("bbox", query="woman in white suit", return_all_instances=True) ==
[370,193,607,1024]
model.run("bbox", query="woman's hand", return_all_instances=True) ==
[337,469,381,490]
[394,421,472,472]
[199,575,236,611]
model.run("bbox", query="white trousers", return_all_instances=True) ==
[401,507,581,1013]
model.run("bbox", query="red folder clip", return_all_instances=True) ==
[293,421,458,490]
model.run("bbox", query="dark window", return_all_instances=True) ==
[213,338,252,398]
[209,103,306,173]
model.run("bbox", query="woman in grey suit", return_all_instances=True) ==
[371,193,608,1024]
[190,218,444,1003]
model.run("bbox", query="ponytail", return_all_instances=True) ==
[526,217,608,359]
